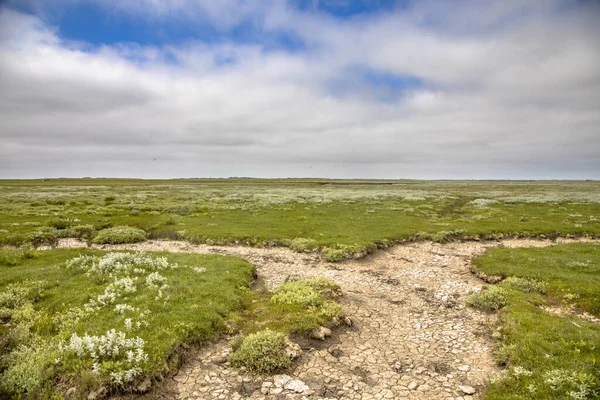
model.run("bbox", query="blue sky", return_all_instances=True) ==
[0,0,599,178]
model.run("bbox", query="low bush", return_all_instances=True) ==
[501,276,548,294]
[229,329,290,374]
[466,285,509,311]
[271,278,342,307]
[324,248,345,262]
[69,224,97,241]
[31,227,59,247]
[92,226,146,244]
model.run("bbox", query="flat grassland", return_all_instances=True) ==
[1,179,599,259]
[1,179,599,399]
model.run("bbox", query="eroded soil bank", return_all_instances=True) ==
[52,238,596,400]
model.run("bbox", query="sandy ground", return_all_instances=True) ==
[51,237,597,400]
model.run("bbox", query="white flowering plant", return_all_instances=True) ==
[0,248,255,398]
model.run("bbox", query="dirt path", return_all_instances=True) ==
[54,237,595,400]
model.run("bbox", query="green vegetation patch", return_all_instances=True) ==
[227,278,345,373]
[472,243,600,315]
[0,249,254,399]
[229,329,290,374]
[1,179,599,259]
[466,286,510,312]
[470,243,600,400]
[92,226,147,244]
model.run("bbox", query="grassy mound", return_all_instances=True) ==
[92,226,146,244]
[470,243,600,400]
[0,249,254,398]
[229,329,290,374]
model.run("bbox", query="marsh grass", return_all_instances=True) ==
[0,179,599,260]
[471,243,600,399]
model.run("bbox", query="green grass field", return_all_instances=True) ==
[1,179,599,399]
[471,243,600,399]
[0,249,255,398]
[1,179,599,258]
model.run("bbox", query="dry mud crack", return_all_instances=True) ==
[54,238,596,400]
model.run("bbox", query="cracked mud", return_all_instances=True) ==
[53,237,595,400]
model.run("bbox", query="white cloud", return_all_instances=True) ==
[0,1,599,179]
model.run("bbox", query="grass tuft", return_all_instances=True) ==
[466,286,509,311]
[229,329,290,374]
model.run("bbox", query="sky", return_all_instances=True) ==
[0,0,599,179]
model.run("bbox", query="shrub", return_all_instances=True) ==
[0,340,56,396]
[501,276,548,294]
[271,284,322,307]
[290,238,318,253]
[466,286,509,311]
[68,224,97,241]
[229,329,290,374]
[46,218,72,230]
[92,226,146,244]
[317,301,344,320]
[271,278,342,307]
[31,227,58,247]
[324,248,345,262]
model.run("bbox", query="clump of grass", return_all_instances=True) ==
[92,226,146,244]
[466,286,509,311]
[501,276,548,294]
[324,248,345,262]
[271,278,342,307]
[229,329,290,374]
[289,237,318,253]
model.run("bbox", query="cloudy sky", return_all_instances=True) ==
[1,0,599,179]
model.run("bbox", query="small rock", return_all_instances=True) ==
[458,365,471,372]
[285,379,309,393]
[408,381,418,390]
[284,339,303,359]
[328,345,343,358]
[274,374,292,388]
[343,316,353,326]
[417,384,430,391]
[459,385,477,395]
[310,326,332,340]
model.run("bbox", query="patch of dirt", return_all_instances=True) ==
[541,306,600,324]
[51,238,596,400]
